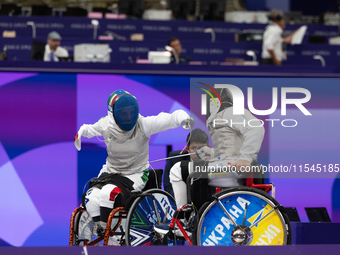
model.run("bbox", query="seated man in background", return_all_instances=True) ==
[163,148,189,197]
[261,9,297,65]
[155,129,210,236]
[44,31,69,62]
[169,129,210,209]
[168,37,193,64]
[163,129,207,197]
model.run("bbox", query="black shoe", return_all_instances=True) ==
[93,224,105,237]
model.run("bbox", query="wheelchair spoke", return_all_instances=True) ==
[249,208,275,229]
[163,206,169,223]
[217,200,237,226]
[242,203,248,226]
[152,196,161,224]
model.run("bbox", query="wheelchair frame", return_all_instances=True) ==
[69,205,128,246]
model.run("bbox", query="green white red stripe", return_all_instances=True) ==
[109,94,118,107]
[108,90,134,113]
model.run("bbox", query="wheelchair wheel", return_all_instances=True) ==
[193,186,291,246]
[125,189,181,246]
[72,209,122,246]
[73,210,95,246]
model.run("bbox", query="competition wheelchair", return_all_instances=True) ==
[69,169,180,246]
[69,165,291,246]
[165,163,292,246]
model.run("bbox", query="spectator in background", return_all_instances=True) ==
[163,129,210,197]
[261,9,297,65]
[168,37,193,64]
[44,31,69,62]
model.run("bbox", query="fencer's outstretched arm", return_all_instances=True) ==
[141,110,191,137]
[74,117,106,151]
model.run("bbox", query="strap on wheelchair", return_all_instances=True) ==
[88,173,134,191]
[82,173,134,208]
[180,160,190,183]
[186,161,210,211]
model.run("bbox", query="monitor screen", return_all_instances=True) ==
[305,207,331,222]
[284,207,301,222]
[30,40,46,60]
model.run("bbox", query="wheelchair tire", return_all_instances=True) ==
[125,189,180,246]
[193,186,291,246]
